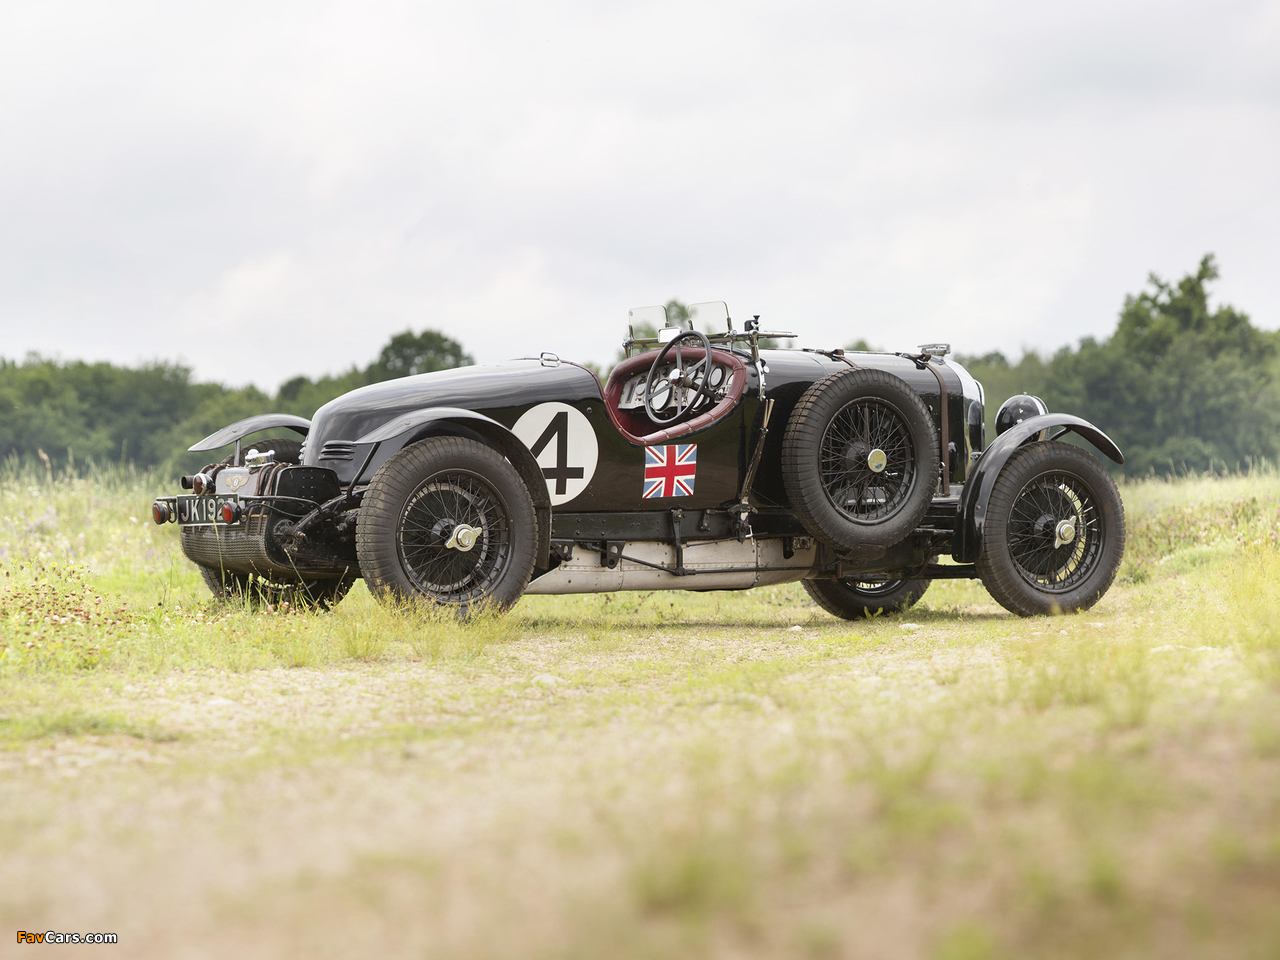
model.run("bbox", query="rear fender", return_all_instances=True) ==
[189,414,311,452]
[953,414,1123,563]
[353,407,552,569]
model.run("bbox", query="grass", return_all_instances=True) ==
[0,459,1278,958]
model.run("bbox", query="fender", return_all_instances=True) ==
[189,414,311,453]
[952,414,1124,563]
[353,407,553,569]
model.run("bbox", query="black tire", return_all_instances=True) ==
[782,368,939,550]
[976,441,1126,617]
[198,565,354,610]
[355,436,536,615]
[803,578,931,620]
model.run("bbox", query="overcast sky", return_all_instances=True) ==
[2,0,1277,391]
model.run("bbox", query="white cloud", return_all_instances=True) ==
[1,0,1276,389]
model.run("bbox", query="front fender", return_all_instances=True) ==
[952,414,1124,563]
[189,414,311,453]
[351,407,552,570]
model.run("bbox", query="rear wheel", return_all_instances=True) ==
[976,441,1125,616]
[356,437,537,615]
[803,578,931,619]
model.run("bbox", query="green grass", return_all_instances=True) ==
[0,463,1279,958]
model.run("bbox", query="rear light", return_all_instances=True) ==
[152,501,172,524]
[191,473,214,495]
[221,502,243,524]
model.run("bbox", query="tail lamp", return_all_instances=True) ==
[191,473,214,495]
[152,501,172,524]
[220,502,243,524]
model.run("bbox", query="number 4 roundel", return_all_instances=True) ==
[512,402,599,506]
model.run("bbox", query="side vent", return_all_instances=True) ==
[318,440,357,462]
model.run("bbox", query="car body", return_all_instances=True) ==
[152,303,1127,619]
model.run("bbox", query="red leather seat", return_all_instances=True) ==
[600,348,748,445]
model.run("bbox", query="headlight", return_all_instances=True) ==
[994,395,1048,438]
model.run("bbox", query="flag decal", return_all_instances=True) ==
[643,444,697,498]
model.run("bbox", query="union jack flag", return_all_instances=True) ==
[643,444,697,498]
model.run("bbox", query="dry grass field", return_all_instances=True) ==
[1,463,1279,958]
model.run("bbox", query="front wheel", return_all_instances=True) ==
[197,565,354,610]
[976,441,1125,616]
[803,578,931,620]
[356,436,537,615]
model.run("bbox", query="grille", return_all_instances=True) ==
[180,506,340,579]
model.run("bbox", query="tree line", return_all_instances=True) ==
[0,330,472,477]
[954,255,1280,476]
[2,255,1274,478]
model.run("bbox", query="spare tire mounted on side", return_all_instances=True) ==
[782,368,939,550]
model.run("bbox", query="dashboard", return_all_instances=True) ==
[615,362,736,415]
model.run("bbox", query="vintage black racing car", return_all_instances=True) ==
[152,302,1126,619]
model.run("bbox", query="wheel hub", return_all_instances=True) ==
[867,448,887,473]
[1053,518,1076,550]
[445,523,480,552]
[843,441,870,473]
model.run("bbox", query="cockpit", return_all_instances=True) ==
[599,301,777,445]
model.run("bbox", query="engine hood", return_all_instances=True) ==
[302,359,602,466]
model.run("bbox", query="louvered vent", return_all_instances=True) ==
[318,440,357,462]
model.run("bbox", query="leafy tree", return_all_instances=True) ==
[366,330,473,382]
[961,255,1280,475]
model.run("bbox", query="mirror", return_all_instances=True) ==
[687,301,730,333]
[657,326,682,343]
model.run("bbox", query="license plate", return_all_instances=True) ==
[175,495,239,525]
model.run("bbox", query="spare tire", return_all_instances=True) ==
[782,368,939,550]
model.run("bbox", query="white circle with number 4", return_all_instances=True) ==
[512,402,598,506]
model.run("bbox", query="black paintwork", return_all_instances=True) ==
[952,413,1125,563]
[190,413,311,452]
[164,339,1124,584]
[301,348,979,515]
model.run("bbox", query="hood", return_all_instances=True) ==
[303,359,602,463]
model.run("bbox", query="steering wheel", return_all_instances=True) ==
[644,330,716,424]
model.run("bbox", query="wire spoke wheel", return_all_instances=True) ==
[198,564,353,610]
[357,436,537,615]
[818,398,918,523]
[1005,472,1100,593]
[397,472,513,603]
[802,577,931,620]
[977,440,1125,617]
[783,368,938,550]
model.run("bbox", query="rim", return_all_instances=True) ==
[819,398,918,523]
[850,579,902,596]
[397,470,512,604]
[1006,470,1103,593]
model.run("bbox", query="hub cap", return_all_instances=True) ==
[446,523,480,552]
